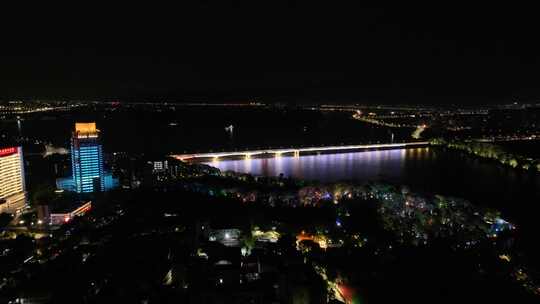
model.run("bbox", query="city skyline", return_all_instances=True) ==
[1,4,539,303]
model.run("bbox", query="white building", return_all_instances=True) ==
[209,228,242,247]
[0,146,27,214]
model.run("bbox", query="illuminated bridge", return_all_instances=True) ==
[172,141,430,161]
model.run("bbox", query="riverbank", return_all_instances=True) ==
[431,138,540,172]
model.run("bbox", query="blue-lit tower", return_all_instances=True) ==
[71,122,105,193]
[56,122,118,193]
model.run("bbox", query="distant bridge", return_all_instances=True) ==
[172,141,430,161]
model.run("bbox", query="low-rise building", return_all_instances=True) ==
[49,201,92,226]
[209,228,242,247]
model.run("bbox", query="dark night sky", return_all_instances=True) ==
[2,3,540,104]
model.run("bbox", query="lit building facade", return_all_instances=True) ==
[209,228,242,247]
[72,123,105,193]
[57,123,118,193]
[0,146,26,213]
[49,201,92,226]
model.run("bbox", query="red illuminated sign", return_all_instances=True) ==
[0,147,17,157]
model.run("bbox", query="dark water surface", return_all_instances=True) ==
[1,107,412,154]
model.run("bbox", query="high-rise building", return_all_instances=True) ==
[57,123,118,193]
[0,146,27,214]
[72,123,105,193]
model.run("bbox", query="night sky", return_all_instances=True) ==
[1,3,540,104]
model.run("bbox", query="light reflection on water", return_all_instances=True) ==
[206,148,422,183]
[204,147,540,213]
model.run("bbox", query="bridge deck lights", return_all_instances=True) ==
[172,142,430,162]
